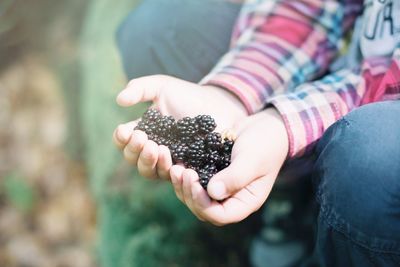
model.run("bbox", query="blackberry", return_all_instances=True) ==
[198,166,217,189]
[187,139,206,154]
[134,120,146,132]
[199,172,213,189]
[142,109,161,122]
[217,154,231,170]
[135,120,158,136]
[202,164,217,174]
[180,135,195,144]
[155,115,176,136]
[222,138,234,154]
[207,150,221,165]
[176,117,198,138]
[148,133,160,144]
[205,132,222,150]
[155,136,172,147]
[185,164,198,172]
[198,170,211,188]
[186,139,206,169]
[186,158,203,169]
[170,143,188,163]
[136,111,176,145]
[195,115,216,134]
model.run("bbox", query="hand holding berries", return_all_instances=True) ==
[116,75,247,131]
[113,76,291,226]
[114,75,247,181]
[170,108,289,226]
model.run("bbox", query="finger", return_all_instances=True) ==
[113,121,138,149]
[123,130,148,165]
[113,129,124,149]
[157,145,172,180]
[170,165,185,203]
[116,75,169,107]
[182,169,205,221]
[190,183,209,222]
[137,140,159,179]
[182,169,198,204]
[199,175,274,226]
[207,154,260,201]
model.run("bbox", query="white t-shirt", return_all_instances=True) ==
[360,0,400,58]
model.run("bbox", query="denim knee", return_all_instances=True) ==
[314,101,400,251]
[116,0,240,81]
[116,0,178,79]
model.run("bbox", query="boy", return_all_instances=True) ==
[114,0,400,265]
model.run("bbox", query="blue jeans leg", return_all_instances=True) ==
[116,0,241,81]
[313,101,400,267]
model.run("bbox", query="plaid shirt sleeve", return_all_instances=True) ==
[200,0,363,114]
[268,52,400,157]
[199,0,400,158]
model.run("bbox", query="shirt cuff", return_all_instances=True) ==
[267,94,341,158]
[200,72,265,115]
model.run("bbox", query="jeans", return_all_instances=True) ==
[312,101,400,266]
[116,1,400,266]
[116,0,241,82]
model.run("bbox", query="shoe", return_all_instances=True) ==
[250,175,316,267]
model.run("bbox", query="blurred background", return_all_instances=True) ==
[0,1,261,266]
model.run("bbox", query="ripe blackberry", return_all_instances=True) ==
[199,172,213,189]
[187,158,203,169]
[217,154,231,170]
[185,164,199,172]
[205,132,222,150]
[148,133,160,143]
[142,109,161,122]
[156,116,176,133]
[170,143,188,163]
[155,116,176,135]
[188,139,206,154]
[207,150,221,165]
[195,115,216,134]
[198,166,217,189]
[155,136,172,147]
[180,136,195,144]
[134,120,146,132]
[202,164,217,174]
[222,138,234,154]
[135,120,158,136]
[176,117,198,138]
[186,139,206,168]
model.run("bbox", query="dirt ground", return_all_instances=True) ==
[0,1,97,266]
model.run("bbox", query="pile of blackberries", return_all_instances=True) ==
[135,109,234,189]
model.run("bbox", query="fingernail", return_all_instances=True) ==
[208,181,227,200]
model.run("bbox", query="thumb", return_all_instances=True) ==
[116,75,168,107]
[207,154,260,201]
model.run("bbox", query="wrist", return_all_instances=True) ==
[266,107,289,159]
[202,85,248,117]
[253,108,289,159]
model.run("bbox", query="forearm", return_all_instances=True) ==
[267,54,398,158]
[201,0,363,114]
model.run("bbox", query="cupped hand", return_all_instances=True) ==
[113,75,248,180]
[169,108,289,225]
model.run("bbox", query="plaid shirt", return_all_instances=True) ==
[201,0,400,157]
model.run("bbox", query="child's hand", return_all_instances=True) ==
[113,75,247,180]
[169,108,289,225]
